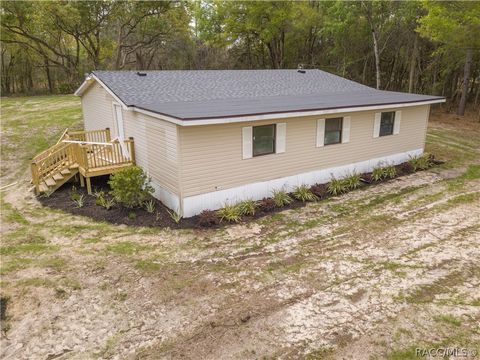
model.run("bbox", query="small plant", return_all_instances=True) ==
[327,177,347,195]
[293,185,318,202]
[372,167,386,182]
[100,196,115,210]
[238,199,258,216]
[342,172,361,190]
[272,189,293,207]
[217,203,242,223]
[108,166,154,208]
[310,184,327,198]
[383,165,397,179]
[167,209,182,224]
[93,189,105,199]
[144,199,156,213]
[259,198,276,212]
[70,186,80,201]
[197,210,220,227]
[128,212,136,220]
[409,154,431,171]
[73,194,85,208]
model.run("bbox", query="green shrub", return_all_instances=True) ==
[293,185,318,202]
[272,189,293,207]
[327,177,347,195]
[238,199,258,216]
[108,166,153,208]
[217,204,242,223]
[342,172,361,190]
[128,212,136,220]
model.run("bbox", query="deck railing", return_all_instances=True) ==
[31,128,134,194]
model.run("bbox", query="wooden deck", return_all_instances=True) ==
[31,128,135,195]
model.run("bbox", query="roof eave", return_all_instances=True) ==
[131,98,446,126]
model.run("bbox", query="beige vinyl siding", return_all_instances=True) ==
[81,82,116,135]
[179,105,430,197]
[123,110,180,195]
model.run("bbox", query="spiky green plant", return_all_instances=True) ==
[372,167,386,182]
[383,165,397,179]
[342,172,361,190]
[409,155,431,171]
[73,194,85,208]
[144,199,156,213]
[293,185,318,202]
[327,177,347,195]
[217,204,242,222]
[272,189,293,207]
[167,209,182,224]
[238,199,258,216]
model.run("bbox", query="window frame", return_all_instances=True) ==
[379,112,395,137]
[252,124,276,157]
[324,117,343,146]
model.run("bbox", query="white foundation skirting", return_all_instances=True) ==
[150,181,180,214]
[181,148,423,217]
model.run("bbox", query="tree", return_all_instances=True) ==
[419,1,480,115]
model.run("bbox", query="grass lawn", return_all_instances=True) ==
[0,97,479,360]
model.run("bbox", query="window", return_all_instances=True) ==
[324,117,343,145]
[253,124,275,156]
[380,112,395,136]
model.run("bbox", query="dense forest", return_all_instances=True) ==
[1,1,479,115]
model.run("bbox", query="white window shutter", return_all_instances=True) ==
[242,126,253,159]
[276,123,286,153]
[342,116,351,143]
[316,119,325,147]
[394,110,401,135]
[373,113,381,138]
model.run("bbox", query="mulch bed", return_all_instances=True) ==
[38,158,443,229]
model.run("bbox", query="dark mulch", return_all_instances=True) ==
[38,158,442,229]
[39,176,309,229]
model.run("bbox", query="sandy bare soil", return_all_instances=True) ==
[1,107,479,360]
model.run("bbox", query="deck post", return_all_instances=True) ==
[31,162,40,194]
[129,137,136,164]
[86,177,92,194]
[105,128,111,142]
[79,174,85,187]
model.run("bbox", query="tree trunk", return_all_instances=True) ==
[408,33,418,93]
[371,28,381,89]
[44,58,54,94]
[458,48,473,116]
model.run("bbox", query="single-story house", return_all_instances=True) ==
[74,69,445,217]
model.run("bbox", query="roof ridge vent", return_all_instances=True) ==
[136,72,147,77]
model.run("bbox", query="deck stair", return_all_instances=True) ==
[31,128,135,195]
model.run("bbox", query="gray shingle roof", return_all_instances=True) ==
[91,70,444,120]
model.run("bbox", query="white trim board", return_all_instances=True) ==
[181,148,423,217]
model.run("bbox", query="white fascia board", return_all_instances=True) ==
[74,74,128,110]
[131,98,445,127]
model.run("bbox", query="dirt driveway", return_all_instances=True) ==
[1,103,479,360]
